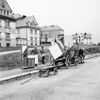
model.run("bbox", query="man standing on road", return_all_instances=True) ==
[79,48,85,64]
[40,46,45,64]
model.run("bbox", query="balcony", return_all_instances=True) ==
[0,14,16,22]
[16,37,27,40]
[40,42,51,46]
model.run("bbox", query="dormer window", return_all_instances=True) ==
[30,23,33,26]
[1,0,5,8]
[33,21,35,23]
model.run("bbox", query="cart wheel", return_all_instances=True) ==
[39,70,42,77]
[45,69,50,77]
[75,62,77,66]
[65,61,68,69]
[54,67,58,75]
[65,59,70,69]
[74,60,78,66]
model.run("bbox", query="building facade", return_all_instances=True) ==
[72,33,93,45]
[0,0,16,47]
[16,15,40,46]
[40,25,64,46]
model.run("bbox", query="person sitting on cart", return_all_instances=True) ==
[40,46,45,64]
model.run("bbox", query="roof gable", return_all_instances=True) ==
[0,0,12,12]
[16,16,38,28]
[40,25,64,32]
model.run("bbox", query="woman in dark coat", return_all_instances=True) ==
[40,47,45,64]
[79,49,85,63]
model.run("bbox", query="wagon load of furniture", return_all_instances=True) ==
[34,41,67,77]
[49,41,69,69]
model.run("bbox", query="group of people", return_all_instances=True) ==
[30,46,46,65]
[65,46,85,65]
[30,44,85,67]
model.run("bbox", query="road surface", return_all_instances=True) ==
[0,56,100,100]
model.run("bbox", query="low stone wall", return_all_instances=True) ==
[0,47,20,52]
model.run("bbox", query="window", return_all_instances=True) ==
[35,30,37,35]
[6,43,10,47]
[4,10,6,15]
[31,43,33,46]
[45,34,48,42]
[5,33,10,38]
[7,11,9,16]
[5,20,10,28]
[30,37,33,41]
[2,5,5,8]
[30,29,33,34]
[17,29,20,35]
[35,37,37,45]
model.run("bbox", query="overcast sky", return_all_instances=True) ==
[8,0,100,43]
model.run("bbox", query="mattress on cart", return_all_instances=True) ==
[49,42,63,59]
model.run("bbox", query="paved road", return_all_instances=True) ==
[0,56,100,100]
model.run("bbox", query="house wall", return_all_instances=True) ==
[0,19,16,47]
[72,33,92,45]
[16,28,40,46]
[41,30,64,44]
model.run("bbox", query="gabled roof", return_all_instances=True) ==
[0,0,12,12]
[40,25,64,32]
[16,15,38,28]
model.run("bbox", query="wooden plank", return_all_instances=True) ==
[34,65,55,70]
